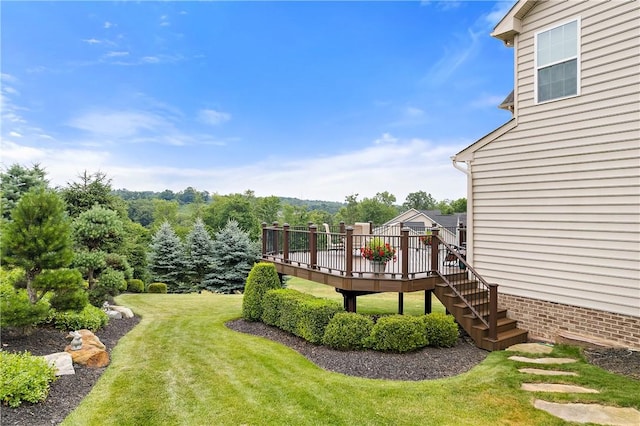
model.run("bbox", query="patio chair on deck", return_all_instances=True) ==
[352,222,371,255]
[323,223,345,250]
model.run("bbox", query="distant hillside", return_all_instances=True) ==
[279,197,345,215]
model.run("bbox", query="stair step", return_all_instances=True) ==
[445,288,487,298]
[473,317,519,334]
[463,308,508,320]
[483,328,529,351]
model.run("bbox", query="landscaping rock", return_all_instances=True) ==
[534,400,640,426]
[522,383,599,393]
[105,310,123,319]
[43,352,75,376]
[109,305,134,319]
[64,329,109,368]
[506,343,553,354]
[508,355,578,364]
[518,368,579,376]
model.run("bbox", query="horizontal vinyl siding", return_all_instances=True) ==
[470,0,640,318]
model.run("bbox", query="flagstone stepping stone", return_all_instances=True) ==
[508,356,578,364]
[534,399,640,426]
[518,368,579,376]
[507,343,554,354]
[522,383,599,393]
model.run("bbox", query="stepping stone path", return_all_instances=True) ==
[506,342,640,426]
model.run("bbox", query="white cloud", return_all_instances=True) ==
[104,21,113,29]
[9,131,22,138]
[469,94,505,108]
[374,132,398,145]
[83,38,102,44]
[67,110,166,138]
[1,135,468,203]
[104,51,129,57]
[198,109,231,126]
[1,73,19,84]
[405,107,424,117]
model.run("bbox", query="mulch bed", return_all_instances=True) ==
[2,315,638,426]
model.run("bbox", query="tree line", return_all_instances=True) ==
[0,164,465,328]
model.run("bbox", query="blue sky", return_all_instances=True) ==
[1,0,515,203]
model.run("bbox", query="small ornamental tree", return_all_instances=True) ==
[203,220,260,293]
[147,221,187,293]
[184,218,215,291]
[1,189,80,308]
[242,262,282,321]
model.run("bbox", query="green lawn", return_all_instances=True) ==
[62,283,640,426]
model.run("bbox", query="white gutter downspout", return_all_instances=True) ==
[451,156,473,265]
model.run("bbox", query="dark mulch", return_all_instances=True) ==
[226,319,489,381]
[2,315,638,426]
[1,316,140,426]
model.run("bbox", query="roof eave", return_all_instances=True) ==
[491,0,539,44]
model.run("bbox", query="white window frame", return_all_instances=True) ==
[534,17,581,104]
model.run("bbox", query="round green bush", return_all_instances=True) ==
[0,351,57,407]
[48,303,109,331]
[368,315,428,353]
[126,279,145,293]
[422,313,459,347]
[0,281,50,330]
[322,312,374,350]
[242,262,281,321]
[147,282,168,294]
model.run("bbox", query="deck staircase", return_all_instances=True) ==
[433,274,528,351]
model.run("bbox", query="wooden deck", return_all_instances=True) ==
[263,248,463,293]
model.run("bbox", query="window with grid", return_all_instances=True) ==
[535,19,580,103]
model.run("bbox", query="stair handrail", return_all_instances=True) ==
[436,237,498,340]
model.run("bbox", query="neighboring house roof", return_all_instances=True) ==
[418,210,467,229]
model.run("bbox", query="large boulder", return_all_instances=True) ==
[109,305,134,319]
[65,329,109,368]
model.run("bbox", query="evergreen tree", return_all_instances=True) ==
[0,163,48,220]
[184,218,215,291]
[61,170,124,217]
[147,221,187,293]
[203,220,260,293]
[0,188,84,308]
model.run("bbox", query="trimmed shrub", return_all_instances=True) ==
[242,263,281,321]
[261,288,343,343]
[48,304,109,331]
[126,279,145,293]
[147,282,168,294]
[0,281,50,330]
[0,351,57,407]
[322,312,374,350]
[88,268,126,307]
[297,298,343,344]
[422,313,459,347]
[367,315,428,353]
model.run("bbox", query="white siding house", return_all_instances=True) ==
[453,0,640,348]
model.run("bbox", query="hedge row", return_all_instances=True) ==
[323,312,459,353]
[262,288,344,344]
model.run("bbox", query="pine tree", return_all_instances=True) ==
[203,220,260,293]
[147,221,187,293]
[184,218,215,291]
[0,163,48,220]
[0,188,83,308]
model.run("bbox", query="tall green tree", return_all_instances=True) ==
[402,191,437,211]
[184,218,215,291]
[359,192,398,225]
[62,170,124,217]
[203,193,260,238]
[255,195,281,224]
[0,188,84,308]
[0,163,48,220]
[147,221,187,293]
[203,220,260,293]
[73,205,127,305]
[335,194,360,225]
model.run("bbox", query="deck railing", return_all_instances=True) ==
[262,222,498,342]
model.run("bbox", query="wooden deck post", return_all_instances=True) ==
[283,223,290,263]
[424,290,432,314]
[458,222,466,248]
[398,293,404,315]
[488,283,498,340]
[339,221,346,234]
[309,224,317,269]
[345,227,354,277]
[261,222,267,256]
[272,222,279,255]
[401,227,409,279]
[430,227,440,273]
